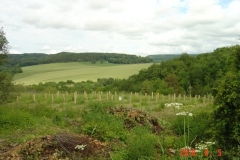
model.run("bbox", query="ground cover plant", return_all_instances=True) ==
[0,90,225,159]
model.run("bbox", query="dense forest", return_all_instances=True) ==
[16,45,238,97]
[8,52,153,67]
[147,53,198,62]
[0,63,22,75]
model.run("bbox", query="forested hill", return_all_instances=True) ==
[8,52,153,67]
[147,54,198,62]
[88,45,239,96]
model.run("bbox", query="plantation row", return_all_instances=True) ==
[15,91,213,107]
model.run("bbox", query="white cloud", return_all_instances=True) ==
[0,0,239,56]
[41,45,51,51]
[10,49,20,54]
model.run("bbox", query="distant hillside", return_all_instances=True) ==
[147,54,198,62]
[8,52,153,67]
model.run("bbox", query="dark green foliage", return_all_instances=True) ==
[8,52,153,67]
[0,64,22,75]
[147,53,198,62]
[213,45,240,158]
[0,28,9,65]
[11,65,23,74]
[0,72,12,102]
[0,28,13,103]
[116,46,238,95]
[213,72,240,158]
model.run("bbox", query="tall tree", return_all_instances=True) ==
[0,28,9,65]
[213,45,240,158]
[0,28,12,102]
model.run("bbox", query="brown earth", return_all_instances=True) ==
[109,106,163,134]
[0,133,109,160]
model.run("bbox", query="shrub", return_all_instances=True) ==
[81,101,126,141]
[0,105,34,132]
[125,127,158,160]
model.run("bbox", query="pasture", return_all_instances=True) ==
[13,62,153,85]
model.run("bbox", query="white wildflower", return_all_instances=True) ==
[205,141,215,145]
[165,103,183,108]
[188,113,193,116]
[75,144,87,150]
[176,112,193,116]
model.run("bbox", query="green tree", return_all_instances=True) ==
[0,28,12,103]
[0,28,9,65]
[213,45,240,158]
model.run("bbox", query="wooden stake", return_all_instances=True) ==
[33,94,36,102]
[74,92,77,104]
[203,95,206,107]
[63,94,65,103]
[139,96,142,106]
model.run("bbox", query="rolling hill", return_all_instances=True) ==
[13,62,153,85]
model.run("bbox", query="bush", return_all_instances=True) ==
[0,105,34,132]
[212,46,240,158]
[125,127,158,160]
[81,101,126,141]
[0,72,13,103]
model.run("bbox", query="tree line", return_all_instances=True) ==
[146,53,198,62]
[8,52,153,67]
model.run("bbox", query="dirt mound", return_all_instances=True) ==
[109,107,163,134]
[0,132,109,160]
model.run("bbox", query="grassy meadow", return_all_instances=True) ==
[12,62,152,85]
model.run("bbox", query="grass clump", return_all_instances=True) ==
[81,101,126,142]
[0,104,35,136]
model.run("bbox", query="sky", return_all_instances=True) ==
[1,0,240,56]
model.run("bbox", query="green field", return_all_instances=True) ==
[13,62,152,85]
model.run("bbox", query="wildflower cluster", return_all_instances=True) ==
[176,111,193,116]
[195,141,215,151]
[164,103,183,109]
[75,144,87,150]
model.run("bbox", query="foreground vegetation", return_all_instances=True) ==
[1,91,225,159]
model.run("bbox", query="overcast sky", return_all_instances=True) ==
[1,0,239,56]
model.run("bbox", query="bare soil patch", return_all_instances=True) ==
[0,133,109,160]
